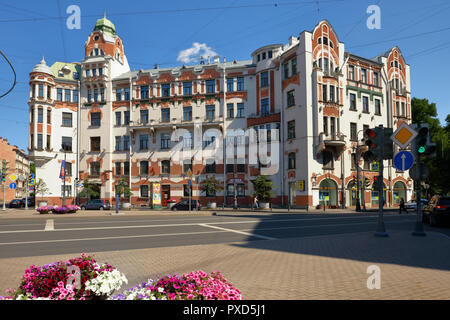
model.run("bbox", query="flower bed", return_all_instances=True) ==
[35,205,80,214]
[36,206,53,214]
[0,255,242,301]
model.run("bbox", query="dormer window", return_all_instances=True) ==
[95,49,99,56]
[73,72,79,80]
[58,70,64,77]
[94,35,99,41]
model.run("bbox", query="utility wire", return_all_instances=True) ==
[0,49,16,99]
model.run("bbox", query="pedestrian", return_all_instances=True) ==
[253,196,258,210]
[399,198,407,214]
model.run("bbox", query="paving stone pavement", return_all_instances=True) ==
[0,230,448,299]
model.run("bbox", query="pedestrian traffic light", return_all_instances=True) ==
[363,128,381,162]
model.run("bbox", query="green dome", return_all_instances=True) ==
[93,16,116,36]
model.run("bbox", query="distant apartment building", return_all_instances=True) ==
[28,18,412,208]
[0,137,30,202]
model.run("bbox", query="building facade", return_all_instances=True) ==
[0,137,30,202]
[28,18,412,208]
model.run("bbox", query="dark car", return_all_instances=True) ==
[80,199,111,210]
[9,199,23,208]
[171,199,201,211]
[21,197,35,208]
[422,195,450,226]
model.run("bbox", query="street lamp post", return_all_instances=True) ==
[61,145,67,206]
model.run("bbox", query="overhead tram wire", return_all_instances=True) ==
[0,49,16,99]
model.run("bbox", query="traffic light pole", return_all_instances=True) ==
[412,154,426,236]
[375,124,388,237]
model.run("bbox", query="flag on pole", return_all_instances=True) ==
[60,160,65,179]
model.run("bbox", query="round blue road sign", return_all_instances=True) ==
[9,182,17,190]
[393,151,414,171]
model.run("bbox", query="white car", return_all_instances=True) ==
[404,199,428,210]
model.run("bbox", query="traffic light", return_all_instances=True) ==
[413,124,437,157]
[364,177,370,188]
[363,128,381,162]
[373,175,380,190]
[382,128,394,159]
[0,173,4,183]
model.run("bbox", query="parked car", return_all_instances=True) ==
[170,199,201,211]
[422,195,450,226]
[9,199,23,208]
[21,197,35,208]
[80,199,111,210]
[404,199,428,210]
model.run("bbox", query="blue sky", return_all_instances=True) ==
[0,0,448,151]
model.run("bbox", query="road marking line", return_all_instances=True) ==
[0,215,416,234]
[199,223,276,240]
[44,220,54,231]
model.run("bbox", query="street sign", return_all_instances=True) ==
[393,151,414,171]
[409,164,430,180]
[18,174,25,182]
[297,180,305,191]
[29,186,34,191]
[9,182,17,190]
[188,179,192,187]
[30,173,35,179]
[370,162,379,172]
[187,168,192,179]
[8,174,17,182]
[391,122,417,149]
[29,178,35,186]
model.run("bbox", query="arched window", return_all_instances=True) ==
[393,181,407,205]
[288,152,296,169]
[319,179,338,207]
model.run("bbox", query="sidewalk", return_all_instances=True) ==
[0,230,448,299]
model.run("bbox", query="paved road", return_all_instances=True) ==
[1,211,447,259]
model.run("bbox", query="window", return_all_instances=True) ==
[363,124,369,136]
[61,185,72,197]
[123,161,130,175]
[37,134,43,149]
[322,84,327,101]
[87,90,92,103]
[237,184,245,197]
[206,105,215,120]
[90,161,100,176]
[268,50,273,58]
[227,103,234,118]
[47,109,51,124]
[262,52,266,60]
[287,120,295,139]
[124,88,130,100]
[291,58,297,75]
[162,84,170,97]
[115,112,121,126]
[183,106,192,121]
[161,160,170,175]
[115,162,121,176]
[348,65,355,80]
[46,135,51,150]
[38,108,43,123]
[401,102,406,117]
[283,63,289,79]
[57,88,63,101]
[91,112,101,126]
[373,72,379,87]
[38,84,44,97]
[237,163,245,173]
[330,85,335,103]
[90,137,100,152]
[227,78,234,92]
[183,82,192,96]
[161,134,171,149]
[288,152,296,169]
[361,69,367,83]
[100,88,104,102]
[141,86,149,99]
[161,108,170,123]
[86,69,90,77]
[375,99,381,115]
[98,68,103,76]
[350,123,357,141]
[183,160,192,174]
[183,132,193,149]
[351,153,356,170]
[206,80,215,93]
[323,150,334,169]
[92,69,97,77]
[62,136,72,152]
[72,90,78,103]
[237,77,244,91]
[124,111,130,125]
[115,136,122,151]
[236,103,245,118]
[205,161,216,173]
[140,161,149,175]
[323,116,328,136]
[139,134,149,150]
[93,89,98,102]
[257,54,260,62]
[287,90,295,107]
[363,96,369,113]
[140,109,149,124]
[116,89,122,101]
[47,86,52,99]
[261,98,269,116]
[227,184,234,196]
[32,84,36,98]
[123,136,130,150]
[140,185,149,198]
[65,89,71,102]
[226,163,234,173]
[350,93,357,110]
[204,135,215,148]
[260,72,269,87]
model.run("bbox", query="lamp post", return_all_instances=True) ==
[61,144,67,206]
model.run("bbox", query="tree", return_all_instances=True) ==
[115,177,132,200]
[34,179,50,203]
[200,176,223,198]
[78,179,100,199]
[252,175,275,202]
[411,98,450,196]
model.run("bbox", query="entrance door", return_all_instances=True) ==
[289,182,296,206]
[162,185,170,207]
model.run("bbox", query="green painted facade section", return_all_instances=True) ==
[346,85,384,102]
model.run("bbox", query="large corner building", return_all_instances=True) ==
[28,18,413,209]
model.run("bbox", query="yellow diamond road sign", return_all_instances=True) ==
[8,174,17,182]
[391,122,417,149]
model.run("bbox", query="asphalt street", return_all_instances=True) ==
[0,212,448,259]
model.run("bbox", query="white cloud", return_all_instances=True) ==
[177,42,218,64]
